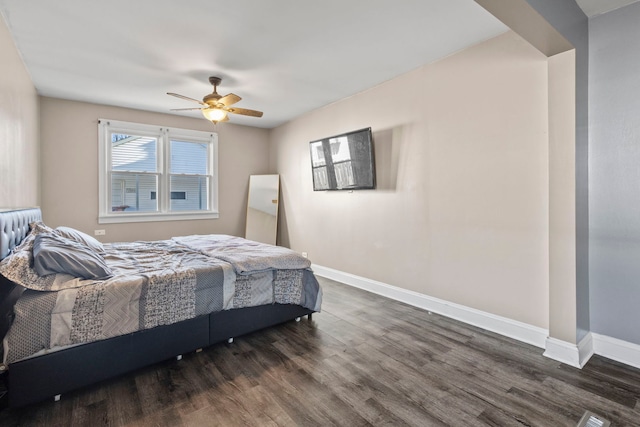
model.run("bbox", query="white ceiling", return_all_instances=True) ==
[2,1,636,129]
[0,0,508,128]
[575,0,640,17]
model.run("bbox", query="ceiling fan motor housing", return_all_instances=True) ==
[203,93,222,105]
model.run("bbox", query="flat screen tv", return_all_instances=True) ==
[309,127,375,191]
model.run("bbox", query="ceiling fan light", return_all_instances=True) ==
[202,107,227,122]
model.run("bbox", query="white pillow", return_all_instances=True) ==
[33,232,112,280]
[55,226,104,253]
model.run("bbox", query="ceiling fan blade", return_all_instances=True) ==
[170,107,203,111]
[167,92,207,106]
[226,107,263,117]
[218,93,241,107]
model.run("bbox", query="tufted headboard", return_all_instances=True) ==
[0,208,42,346]
[0,208,42,260]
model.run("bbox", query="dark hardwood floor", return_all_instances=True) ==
[1,277,640,426]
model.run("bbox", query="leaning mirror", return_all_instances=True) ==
[245,174,279,245]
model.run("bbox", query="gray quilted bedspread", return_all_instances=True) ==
[3,237,322,364]
[173,234,312,274]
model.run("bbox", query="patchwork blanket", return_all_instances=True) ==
[2,236,322,364]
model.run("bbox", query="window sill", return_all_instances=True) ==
[98,211,219,224]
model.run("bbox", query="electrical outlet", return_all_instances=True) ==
[94,230,106,236]
[301,252,308,258]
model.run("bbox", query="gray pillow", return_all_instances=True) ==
[33,233,112,280]
[55,226,105,253]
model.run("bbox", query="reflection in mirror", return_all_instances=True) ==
[245,174,279,245]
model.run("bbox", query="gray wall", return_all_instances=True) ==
[524,0,590,342]
[589,2,640,344]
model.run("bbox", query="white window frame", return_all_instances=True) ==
[98,119,219,224]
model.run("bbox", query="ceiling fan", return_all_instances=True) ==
[167,76,263,124]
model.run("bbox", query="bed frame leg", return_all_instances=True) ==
[176,355,182,361]
[54,394,61,402]
[227,337,234,344]
[308,313,312,320]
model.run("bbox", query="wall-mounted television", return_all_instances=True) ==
[309,127,375,191]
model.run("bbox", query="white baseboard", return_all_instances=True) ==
[543,333,594,368]
[592,333,640,369]
[312,264,640,370]
[312,264,548,349]
[579,333,595,367]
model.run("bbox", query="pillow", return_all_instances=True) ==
[33,233,112,280]
[55,226,105,253]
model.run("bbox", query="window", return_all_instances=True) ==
[98,119,218,223]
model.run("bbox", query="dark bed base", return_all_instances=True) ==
[7,303,312,407]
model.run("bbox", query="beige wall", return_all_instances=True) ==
[548,50,577,343]
[40,97,270,242]
[270,31,550,329]
[0,16,39,208]
[476,0,582,347]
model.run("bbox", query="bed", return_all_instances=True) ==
[0,208,321,407]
